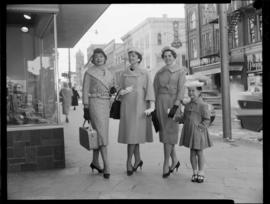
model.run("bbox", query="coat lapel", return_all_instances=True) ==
[86,66,113,89]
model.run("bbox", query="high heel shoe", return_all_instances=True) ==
[127,170,134,176]
[133,160,143,172]
[103,173,110,179]
[170,161,180,173]
[90,163,103,173]
[162,171,171,178]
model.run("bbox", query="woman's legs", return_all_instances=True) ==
[163,143,172,174]
[127,144,135,171]
[134,144,141,166]
[170,145,179,169]
[100,145,110,174]
[190,149,198,175]
[92,149,102,168]
[197,150,205,176]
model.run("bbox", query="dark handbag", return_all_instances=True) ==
[110,90,121,119]
[79,120,99,151]
[151,109,160,132]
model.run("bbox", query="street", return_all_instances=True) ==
[7,103,263,202]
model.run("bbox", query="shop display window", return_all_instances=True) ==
[7,11,59,126]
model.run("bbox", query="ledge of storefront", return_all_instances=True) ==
[7,124,64,132]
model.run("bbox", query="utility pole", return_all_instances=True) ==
[218,4,232,141]
[68,48,72,88]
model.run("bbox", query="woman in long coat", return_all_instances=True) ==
[153,46,186,178]
[60,82,73,123]
[82,48,116,179]
[118,47,155,176]
[71,86,80,110]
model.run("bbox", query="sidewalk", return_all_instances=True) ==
[7,104,263,202]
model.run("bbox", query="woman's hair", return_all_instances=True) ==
[161,49,177,59]
[128,51,143,63]
[63,82,68,88]
[88,48,107,65]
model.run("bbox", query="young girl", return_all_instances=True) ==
[179,80,213,183]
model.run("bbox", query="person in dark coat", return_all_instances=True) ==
[71,86,80,110]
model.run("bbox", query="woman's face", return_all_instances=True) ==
[188,87,200,100]
[128,52,140,65]
[163,51,175,66]
[93,53,106,66]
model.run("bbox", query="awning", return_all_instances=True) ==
[7,4,110,48]
[192,62,243,75]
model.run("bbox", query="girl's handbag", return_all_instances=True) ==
[79,120,99,151]
[110,90,121,119]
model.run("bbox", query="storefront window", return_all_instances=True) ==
[232,24,239,48]
[259,14,262,41]
[190,38,197,59]
[248,15,256,44]
[7,11,58,126]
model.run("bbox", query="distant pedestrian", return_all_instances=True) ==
[60,82,73,123]
[71,86,80,110]
[179,80,213,183]
[82,48,117,179]
[153,46,186,178]
[118,47,155,176]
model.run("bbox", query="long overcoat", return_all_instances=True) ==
[60,87,73,115]
[153,64,186,144]
[118,66,155,144]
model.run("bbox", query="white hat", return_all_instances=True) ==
[185,80,204,88]
[127,47,143,55]
[161,46,177,55]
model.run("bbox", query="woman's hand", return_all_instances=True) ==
[168,105,179,118]
[144,108,155,116]
[119,86,133,95]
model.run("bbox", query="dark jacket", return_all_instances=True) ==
[71,88,80,106]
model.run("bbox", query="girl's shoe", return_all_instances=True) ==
[90,163,103,173]
[170,161,180,173]
[133,160,143,172]
[197,175,205,183]
[191,174,198,182]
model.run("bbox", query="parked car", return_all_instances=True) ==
[200,90,222,109]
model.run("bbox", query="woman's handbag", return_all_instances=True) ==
[110,90,121,119]
[79,120,99,150]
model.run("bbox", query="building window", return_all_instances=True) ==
[189,11,196,30]
[182,55,186,67]
[248,15,256,44]
[157,33,162,45]
[202,4,217,25]
[232,24,239,48]
[259,14,262,41]
[214,29,220,53]
[190,38,197,59]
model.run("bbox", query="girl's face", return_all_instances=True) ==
[188,87,200,100]
[93,53,106,66]
[128,52,140,65]
[163,51,175,66]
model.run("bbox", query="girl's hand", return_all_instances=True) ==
[119,86,133,95]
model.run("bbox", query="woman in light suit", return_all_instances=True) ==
[118,47,155,176]
[153,46,186,178]
[82,48,116,179]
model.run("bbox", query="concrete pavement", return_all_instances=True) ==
[7,103,263,202]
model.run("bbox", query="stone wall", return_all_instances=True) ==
[7,127,65,172]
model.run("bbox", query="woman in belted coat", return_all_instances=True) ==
[153,46,186,178]
[60,82,73,123]
[118,47,155,176]
[82,48,117,179]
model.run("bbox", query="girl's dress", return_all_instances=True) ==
[179,97,213,150]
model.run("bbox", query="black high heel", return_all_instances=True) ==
[133,160,143,172]
[127,170,134,176]
[162,171,171,178]
[103,173,110,179]
[170,161,180,173]
[90,163,103,173]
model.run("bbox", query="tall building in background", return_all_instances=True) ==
[75,50,84,90]
[185,0,262,108]
[121,15,187,80]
